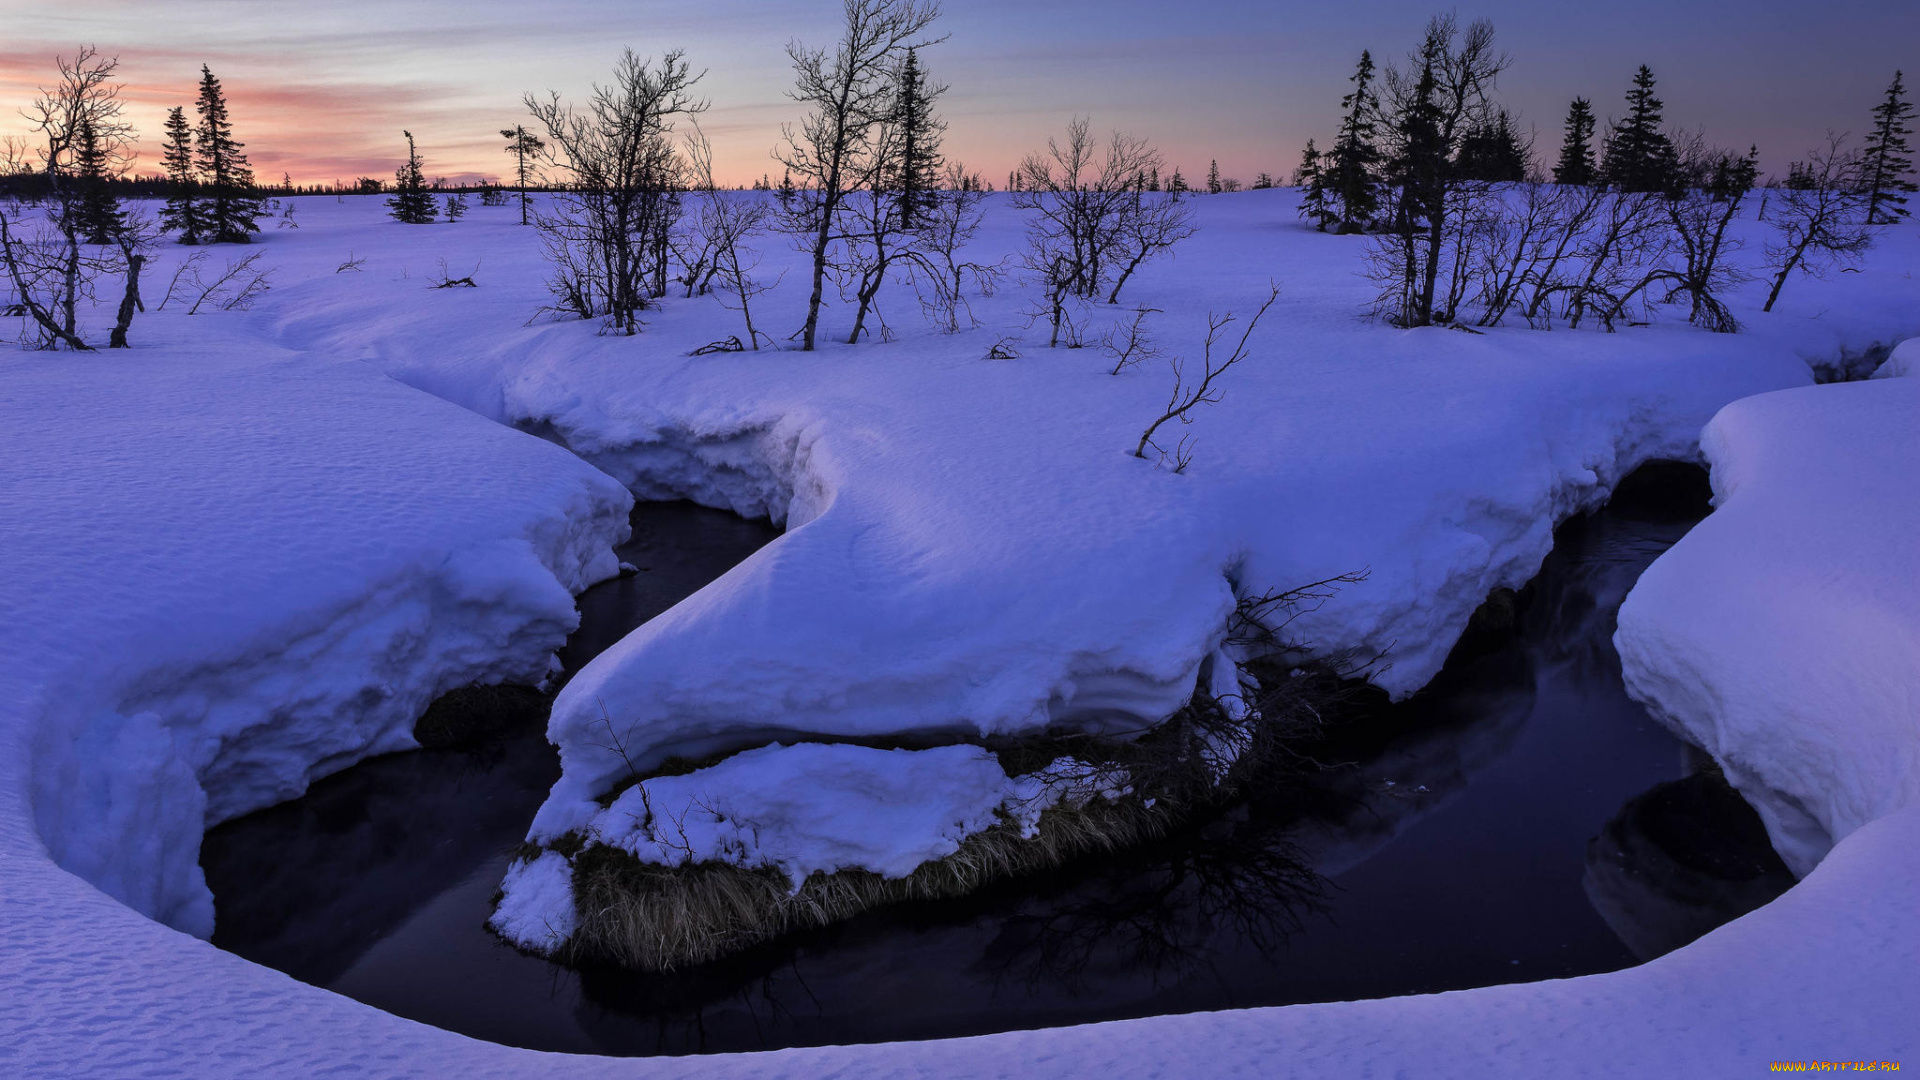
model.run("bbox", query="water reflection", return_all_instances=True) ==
[203,465,1797,1056]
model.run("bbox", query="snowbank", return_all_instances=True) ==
[239,198,1862,842]
[1618,348,1920,875]
[0,343,630,936]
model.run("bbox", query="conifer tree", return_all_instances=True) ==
[72,116,125,244]
[159,106,202,242]
[192,65,266,242]
[1295,138,1334,230]
[388,130,435,224]
[1552,97,1597,185]
[890,47,946,231]
[1602,65,1677,193]
[1861,70,1915,224]
[1454,108,1528,181]
[1207,159,1222,194]
[500,124,545,225]
[1252,172,1274,189]
[1323,50,1383,232]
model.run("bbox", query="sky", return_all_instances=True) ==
[1,0,1915,188]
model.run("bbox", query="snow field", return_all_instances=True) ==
[2,189,1917,1074]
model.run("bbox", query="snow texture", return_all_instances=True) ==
[1618,346,1920,876]
[2,190,1916,1075]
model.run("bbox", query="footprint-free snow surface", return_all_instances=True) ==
[2,191,1916,1076]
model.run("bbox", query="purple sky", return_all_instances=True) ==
[2,0,1914,187]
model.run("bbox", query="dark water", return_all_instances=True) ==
[201,469,1793,1056]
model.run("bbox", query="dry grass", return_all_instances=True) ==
[560,795,1173,971]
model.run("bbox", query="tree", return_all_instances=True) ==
[158,106,203,242]
[3,47,135,349]
[777,0,943,350]
[1762,135,1873,313]
[1552,97,1597,185]
[835,44,950,344]
[1617,140,1759,332]
[71,115,126,245]
[192,65,266,242]
[1602,65,1677,193]
[500,124,546,225]
[1012,118,1176,345]
[526,49,705,333]
[1207,159,1222,195]
[388,131,435,224]
[1454,107,1529,181]
[1367,14,1509,327]
[1321,50,1383,232]
[890,47,945,231]
[1295,139,1333,230]
[1860,71,1915,225]
[685,132,778,348]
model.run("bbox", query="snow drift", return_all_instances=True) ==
[1618,345,1920,875]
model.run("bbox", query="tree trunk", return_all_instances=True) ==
[109,252,144,348]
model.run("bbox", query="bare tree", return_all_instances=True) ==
[1014,118,1171,346]
[1365,15,1510,328]
[686,131,779,349]
[1134,285,1279,471]
[1617,140,1758,332]
[0,47,133,350]
[1106,187,1194,304]
[107,209,161,347]
[526,49,706,334]
[776,0,943,351]
[1761,135,1874,313]
[906,163,999,332]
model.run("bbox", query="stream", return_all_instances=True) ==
[200,465,1794,1055]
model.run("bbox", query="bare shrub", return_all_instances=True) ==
[1133,285,1279,471]
[525,49,706,334]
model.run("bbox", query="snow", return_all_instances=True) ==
[1617,348,1920,876]
[495,741,1134,952]
[489,851,578,954]
[3,189,1917,1075]
[0,339,631,937]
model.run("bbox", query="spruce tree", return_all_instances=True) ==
[1295,138,1334,230]
[388,131,435,224]
[1207,159,1222,194]
[192,65,266,242]
[1602,65,1677,193]
[1552,97,1597,185]
[890,47,946,231]
[1861,70,1915,224]
[1454,109,1528,182]
[71,116,125,245]
[1323,50,1383,232]
[159,106,202,242]
[500,124,545,225]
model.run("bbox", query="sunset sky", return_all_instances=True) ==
[1,0,1913,188]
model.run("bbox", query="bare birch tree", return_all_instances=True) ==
[775,0,943,351]
[525,49,706,334]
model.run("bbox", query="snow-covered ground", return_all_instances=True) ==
[2,190,1916,1074]
[1617,350,1920,876]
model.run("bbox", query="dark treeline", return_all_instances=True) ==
[1290,16,1912,331]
